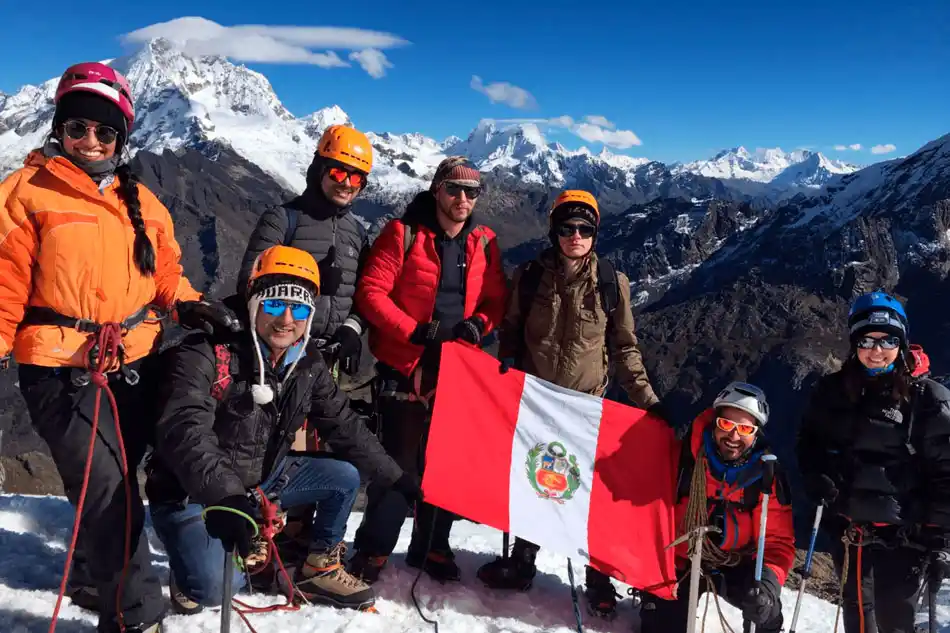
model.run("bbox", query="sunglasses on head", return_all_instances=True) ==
[62,119,119,145]
[261,299,312,320]
[443,182,481,199]
[715,416,759,437]
[556,223,596,238]
[855,335,901,350]
[327,166,366,188]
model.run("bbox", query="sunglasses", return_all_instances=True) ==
[261,299,312,320]
[556,223,596,238]
[327,166,366,188]
[444,183,481,199]
[62,119,119,145]
[855,335,901,350]
[715,416,759,437]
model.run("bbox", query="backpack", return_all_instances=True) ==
[283,206,300,245]
[210,343,235,401]
[400,221,492,261]
[514,256,619,366]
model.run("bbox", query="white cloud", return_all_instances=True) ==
[470,76,538,110]
[871,143,897,154]
[834,143,863,151]
[348,49,393,79]
[583,115,615,129]
[121,16,408,76]
[850,143,863,151]
[481,115,642,149]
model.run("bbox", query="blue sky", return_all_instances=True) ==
[1,0,947,164]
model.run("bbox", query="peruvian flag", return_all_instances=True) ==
[422,342,680,599]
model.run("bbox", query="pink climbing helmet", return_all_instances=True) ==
[54,62,135,128]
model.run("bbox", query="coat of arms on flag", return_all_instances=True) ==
[421,342,680,599]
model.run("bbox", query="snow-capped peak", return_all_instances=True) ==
[674,146,860,186]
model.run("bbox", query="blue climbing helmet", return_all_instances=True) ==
[848,291,909,376]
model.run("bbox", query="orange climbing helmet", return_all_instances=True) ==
[550,190,600,223]
[317,124,373,173]
[247,245,321,296]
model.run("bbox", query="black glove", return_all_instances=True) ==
[205,494,255,559]
[317,250,343,297]
[804,473,839,506]
[392,472,423,505]
[410,321,442,346]
[452,316,485,345]
[327,324,362,375]
[741,567,780,626]
[930,550,950,584]
[175,300,243,335]
[646,401,678,430]
[499,357,515,374]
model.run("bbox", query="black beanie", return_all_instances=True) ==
[551,203,598,229]
[53,91,127,146]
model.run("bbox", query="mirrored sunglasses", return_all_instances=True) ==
[444,182,481,199]
[261,299,312,320]
[715,416,759,437]
[63,119,119,145]
[556,223,596,238]
[855,335,901,350]
[327,166,366,188]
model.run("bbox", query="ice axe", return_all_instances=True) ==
[667,524,722,633]
[789,503,823,633]
[221,547,235,633]
[750,453,777,633]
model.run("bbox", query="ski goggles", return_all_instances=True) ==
[444,182,481,199]
[327,166,366,188]
[556,222,596,238]
[62,119,119,145]
[715,416,759,437]
[855,335,901,350]
[261,299,313,321]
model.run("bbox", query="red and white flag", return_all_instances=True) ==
[422,343,680,599]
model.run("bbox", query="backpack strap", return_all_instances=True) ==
[283,206,300,245]
[210,343,233,402]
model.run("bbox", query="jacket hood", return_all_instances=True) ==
[401,190,479,239]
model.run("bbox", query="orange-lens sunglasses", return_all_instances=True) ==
[327,166,366,188]
[715,416,758,437]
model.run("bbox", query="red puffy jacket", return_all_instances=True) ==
[674,410,796,586]
[356,194,508,377]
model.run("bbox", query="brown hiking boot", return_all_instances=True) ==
[169,571,203,615]
[346,551,389,584]
[295,542,375,610]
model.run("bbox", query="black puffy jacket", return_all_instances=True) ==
[236,188,368,341]
[797,363,950,527]
[146,295,401,507]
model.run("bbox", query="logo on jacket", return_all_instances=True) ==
[526,441,581,503]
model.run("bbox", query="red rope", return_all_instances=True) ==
[856,528,866,633]
[49,324,133,633]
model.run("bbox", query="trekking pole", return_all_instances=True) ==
[221,548,234,633]
[750,454,777,633]
[928,560,939,633]
[789,503,824,633]
[667,524,721,633]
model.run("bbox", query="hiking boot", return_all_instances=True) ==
[476,539,538,591]
[406,548,461,583]
[295,542,376,610]
[346,551,389,584]
[584,567,620,619]
[169,571,203,615]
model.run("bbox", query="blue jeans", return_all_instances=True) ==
[150,455,360,605]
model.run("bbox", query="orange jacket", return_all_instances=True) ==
[673,410,796,585]
[0,153,200,367]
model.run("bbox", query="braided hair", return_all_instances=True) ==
[114,164,156,276]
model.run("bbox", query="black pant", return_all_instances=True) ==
[830,527,928,633]
[352,394,454,557]
[19,359,165,632]
[639,562,783,633]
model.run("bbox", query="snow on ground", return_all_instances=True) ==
[0,493,945,632]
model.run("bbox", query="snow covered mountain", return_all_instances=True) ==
[673,146,860,188]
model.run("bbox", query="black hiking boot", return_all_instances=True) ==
[405,548,461,583]
[476,539,538,591]
[584,566,620,619]
[346,551,389,585]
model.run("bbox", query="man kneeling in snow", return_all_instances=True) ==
[145,246,420,614]
[638,382,794,633]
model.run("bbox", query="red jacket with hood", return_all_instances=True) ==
[356,191,508,377]
[674,409,796,585]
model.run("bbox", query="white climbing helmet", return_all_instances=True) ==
[713,381,769,426]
